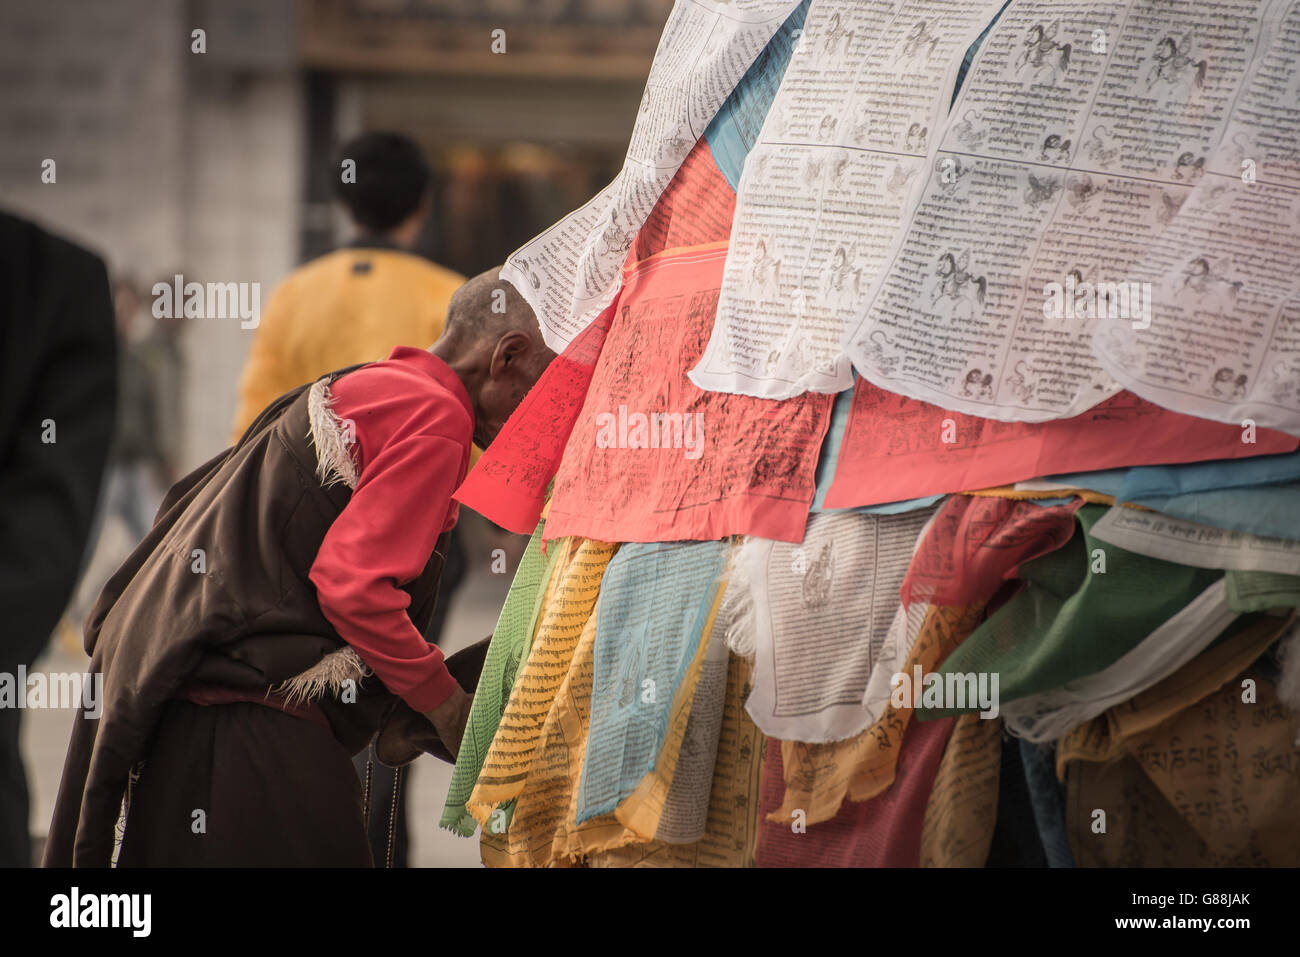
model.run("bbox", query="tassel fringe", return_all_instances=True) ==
[277,645,371,706]
[307,378,359,490]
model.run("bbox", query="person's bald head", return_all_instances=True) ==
[431,268,556,449]
[440,268,531,345]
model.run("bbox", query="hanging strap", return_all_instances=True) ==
[361,748,405,869]
[386,765,405,869]
[362,753,375,830]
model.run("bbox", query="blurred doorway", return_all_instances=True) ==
[299,0,669,272]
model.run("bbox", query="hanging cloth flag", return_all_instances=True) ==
[501,0,803,353]
[441,516,557,836]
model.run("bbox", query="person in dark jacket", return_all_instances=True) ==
[0,212,118,867]
[44,268,553,867]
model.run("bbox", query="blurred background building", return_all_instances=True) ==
[1,0,667,466]
[0,0,669,865]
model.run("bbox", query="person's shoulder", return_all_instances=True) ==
[339,352,472,440]
[284,249,357,283]
[262,250,361,309]
[0,212,106,283]
[418,259,466,289]
[378,253,464,291]
[258,254,320,303]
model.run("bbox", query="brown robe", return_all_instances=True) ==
[44,371,474,866]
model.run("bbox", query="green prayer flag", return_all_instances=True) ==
[440,518,557,835]
[1226,569,1300,613]
[919,505,1222,717]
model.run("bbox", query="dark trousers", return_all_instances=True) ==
[0,704,30,867]
[118,700,372,867]
[1,623,50,867]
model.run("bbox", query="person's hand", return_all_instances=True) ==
[423,685,473,760]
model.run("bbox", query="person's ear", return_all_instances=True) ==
[489,331,531,380]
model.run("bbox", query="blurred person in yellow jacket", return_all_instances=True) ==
[231,131,464,437]
[230,131,465,867]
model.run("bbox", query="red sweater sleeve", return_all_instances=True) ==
[308,368,470,713]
